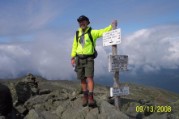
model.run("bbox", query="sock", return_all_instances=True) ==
[83,90,88,96]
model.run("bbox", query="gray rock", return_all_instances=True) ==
[98,101,129,119]
[2,76,179,119]
[124,101,140,118]
[144,113,167,119]
[25,110,59,119]
[0,83,13,116]
[24,95,47,110]
[15,105,28,114]
[86,108,99,119]
[61,98,89,119]
[39,89,51,95]
[0,116,5,119]
[24,109,43,119]
[56,105,65,117]
[15,82,32,104]
[138,99,150,105]
[40,111,59,119]
[5,108,20,119]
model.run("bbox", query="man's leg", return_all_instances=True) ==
[81,78,88,107]
[85,58,94,92]
[76,58,89,107]
[85,57,95,107]
[87,77,95,107]
[81,78,87,91]
[78,71,88,107]
[87,77,94,92]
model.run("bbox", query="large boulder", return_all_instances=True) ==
[0,83,13,116]
[15,82,32,104]
[21,73,39,95]
[15,73,40,104]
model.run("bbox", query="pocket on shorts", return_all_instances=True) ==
[87,57,94,62]
[86,57,94,68]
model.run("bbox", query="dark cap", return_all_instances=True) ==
[77,15,90,24]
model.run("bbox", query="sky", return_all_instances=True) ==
[0,0,179,92]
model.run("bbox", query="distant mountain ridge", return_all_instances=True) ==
[95,68,179,94]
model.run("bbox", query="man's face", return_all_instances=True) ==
[79,20,88,30]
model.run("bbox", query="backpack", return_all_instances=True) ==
[76,27,98,59]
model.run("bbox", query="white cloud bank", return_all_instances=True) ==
[121,25,179,72]
[1,24,179,79]
[95,24,179,76]
[0,32,73,79]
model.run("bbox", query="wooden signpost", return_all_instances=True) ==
[112,23,121,110]
[103,20,129,110]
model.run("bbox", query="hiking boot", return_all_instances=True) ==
[82,95,88,107]
[88,92,95,107]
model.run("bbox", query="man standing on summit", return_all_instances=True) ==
[71,15,117,107]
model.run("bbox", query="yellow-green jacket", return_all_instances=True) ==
[71,25,112,57]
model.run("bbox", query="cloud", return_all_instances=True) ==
[92,24,179,76]
[0,30,74,79]
[1,0,179,80]
[0,44,31,78]
[1,24,179,79]
[120,25,179,72]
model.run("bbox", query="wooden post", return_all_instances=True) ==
[112,20,121,110]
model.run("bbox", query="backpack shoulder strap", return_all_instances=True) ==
[87,27,95,48]
[76,31,79,43]
[75,30,79,48]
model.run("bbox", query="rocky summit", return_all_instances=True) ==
[0,75,179,119]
